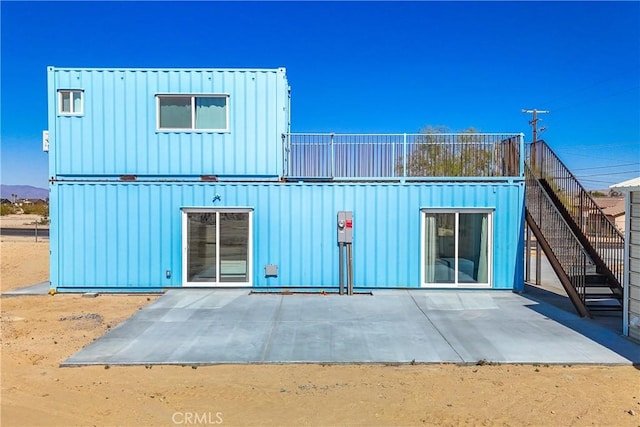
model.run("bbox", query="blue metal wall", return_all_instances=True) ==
[50,181,525,292]
[47,67,289,178]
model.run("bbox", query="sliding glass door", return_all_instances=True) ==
[182,208,252,286]
[422,209,492,287]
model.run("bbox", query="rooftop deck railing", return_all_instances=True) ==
[282,133,525,180]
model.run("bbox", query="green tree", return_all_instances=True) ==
[397,126,496,177]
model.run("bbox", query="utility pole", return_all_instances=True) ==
[521,109,549,292]
[521,109,549,143]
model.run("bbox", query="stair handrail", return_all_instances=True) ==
[528,140,624,288]
[525,163,590,316]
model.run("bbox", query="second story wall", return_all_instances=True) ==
[48,67,290,179]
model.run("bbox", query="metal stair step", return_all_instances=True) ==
[583,282,612,288]
[584,273,608,285]
[568,278,609,287]
[585,305,622,312]
[584,293,620,299]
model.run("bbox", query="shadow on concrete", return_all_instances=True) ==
[521,286,639,366]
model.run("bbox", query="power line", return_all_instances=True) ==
[579,178,614,182]
[579,176,636,183]
[556,142,640,149]
[579,178,632,186]
[575,170,640,178]
[570,162,640,172]
[555,151,637,163]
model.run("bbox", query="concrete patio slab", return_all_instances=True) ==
[2,281,50,296]
[62,289,640,366]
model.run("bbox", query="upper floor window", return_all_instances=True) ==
[59,90,83,115]
[157,95,229,132]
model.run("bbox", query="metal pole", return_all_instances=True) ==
[525,223,531,283]
[519,133,525,177]
[330,133,335,179]
[339,242,344,295]
[391,135,396,178]
[579,190,584,233]
[535,240,541,286]
[402,133,407,183]
[35,220,38,243]
[536,182,542,286]
[522,109,549,144]
[281,133,287,178]
[532,110,537,143]
[345,243,349,295]
[347,243,354,295]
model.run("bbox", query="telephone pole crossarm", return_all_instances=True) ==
[522,109,550,143]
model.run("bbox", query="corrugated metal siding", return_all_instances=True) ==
[50,181,525,291]
[47,68,288,177]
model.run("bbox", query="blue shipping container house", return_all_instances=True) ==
[47,67,525,293]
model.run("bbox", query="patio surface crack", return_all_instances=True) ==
[408,292,465,363]
[259,295,284,361]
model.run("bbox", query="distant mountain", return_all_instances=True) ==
[1,184,48,200]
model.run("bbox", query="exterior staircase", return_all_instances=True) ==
[525,140,624,317]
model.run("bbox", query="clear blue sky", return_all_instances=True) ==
[2,1,639,190]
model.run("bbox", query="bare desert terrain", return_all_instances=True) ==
[1,235,639,426]
[0,214,49,229]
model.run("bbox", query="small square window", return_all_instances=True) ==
[59,90,83,115]
[195,97,227,130]
[159,96,192,129]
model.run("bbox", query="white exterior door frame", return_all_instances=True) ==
[181,207,253,287]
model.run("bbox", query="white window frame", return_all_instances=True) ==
[156,94,230,132]
[58,90,84,115]
[181,207,253,287]
[420,208,493,288]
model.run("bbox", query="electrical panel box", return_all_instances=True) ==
[265,264,278,277]
[42,130,49,152]
[337,211,353,243]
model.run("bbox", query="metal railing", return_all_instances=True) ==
[283,133,524,180]
[525,163,589,314]
[527,140,624,288]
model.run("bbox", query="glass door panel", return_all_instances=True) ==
[458,213,489,284]
[187,213,217,282]
[424,212,455,284]
[219,212,249,283]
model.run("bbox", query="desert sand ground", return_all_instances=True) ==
[1,235,639,426]
[1,214,49,229]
